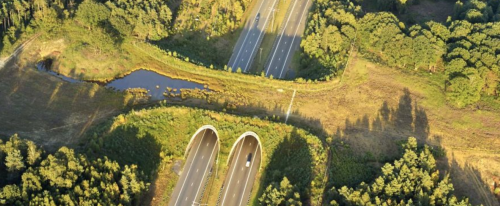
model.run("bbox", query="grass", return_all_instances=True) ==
[0,50,133,151]
[85,106,327,205]
[2,15,499,205]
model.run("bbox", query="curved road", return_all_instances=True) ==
[228,0,278,72]
[169,129,219,206]
[219,136,261,206]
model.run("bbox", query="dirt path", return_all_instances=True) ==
[0,34,40,71]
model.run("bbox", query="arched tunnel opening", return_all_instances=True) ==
[219,131,263,206]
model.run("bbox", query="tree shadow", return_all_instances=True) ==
[0,50,137,152]
[83,123,165,205]
[86,125,163,178]
[322,88,431,203]
[258,127,315,205]
[436,140,500,206]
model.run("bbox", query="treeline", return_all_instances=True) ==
[328,137,472,206]
[0,135,147,205]
[299,0,361,80]
[0,0,75,54]
[173,0,252,37]
[0,0,172,54]
[299,0,500,107]
[454,0,500,23]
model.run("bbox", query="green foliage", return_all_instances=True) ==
[173,0,252,37]
[259,177,302,206]
[105,0,172,40]
[329,137,472,206]
[0,135,147,205]
[86,106,328,204]
[358,12,445,70]
[299,0,360,80]
[76,0,110,30]
[453,0,497,23]
[445,21,500,106]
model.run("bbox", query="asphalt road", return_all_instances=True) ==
[227,0,278,72]
[219,136,261,206]
[264,0,312,79]
[169,129,219,206]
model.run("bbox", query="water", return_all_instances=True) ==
[37,61,208,100]
[37,62,83,83]
[106,69,208,100]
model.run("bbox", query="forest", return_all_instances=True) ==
[298,0,500,107]
[0,135,147,205]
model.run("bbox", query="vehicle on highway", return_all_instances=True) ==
[246,153,252,167]
[255,13,260,22]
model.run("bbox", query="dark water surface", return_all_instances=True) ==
[37,62,208,100]
[106,69,208,100]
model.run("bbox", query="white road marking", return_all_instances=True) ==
[221,137,247,206]
[237,144,260,206]
[197,169,199,173]
[174,130,207,206]
[243,0,279,72]
[230,0,267,70]
[279,0,311,78]
[191,183,194,186]
[193,141,217,202]
[202,155,204,159]
[265,0,300,76]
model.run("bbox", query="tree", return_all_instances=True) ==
[259,177,302,206]
[5,149,25,173]
[331,137,472,206]
[75,0,110,30]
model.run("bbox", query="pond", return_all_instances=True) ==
[37,61,208,100]
[106,69,208,100]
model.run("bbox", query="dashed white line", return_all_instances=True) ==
[279,0,311,78]
[243,0,279,72]
[265,0,300,76]
[173,130,207,206]
[221,137,247,206]
[230,0,267,70]
[237,144,260,206]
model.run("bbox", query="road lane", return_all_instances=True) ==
[228,0,278,72]
[264,0,312,78]
[219,137,261,206]
[169,130,219,206]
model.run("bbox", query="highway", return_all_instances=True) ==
[227,0,278,72]
[264,0,312,79]
[169,129,219,206]
[219,136,261,206]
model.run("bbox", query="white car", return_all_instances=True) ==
[246,153,252,167]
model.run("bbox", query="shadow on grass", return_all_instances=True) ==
[259,127,314,204]
[436,137,500,205]
[0,50,140,152]
[322,88,431,203]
